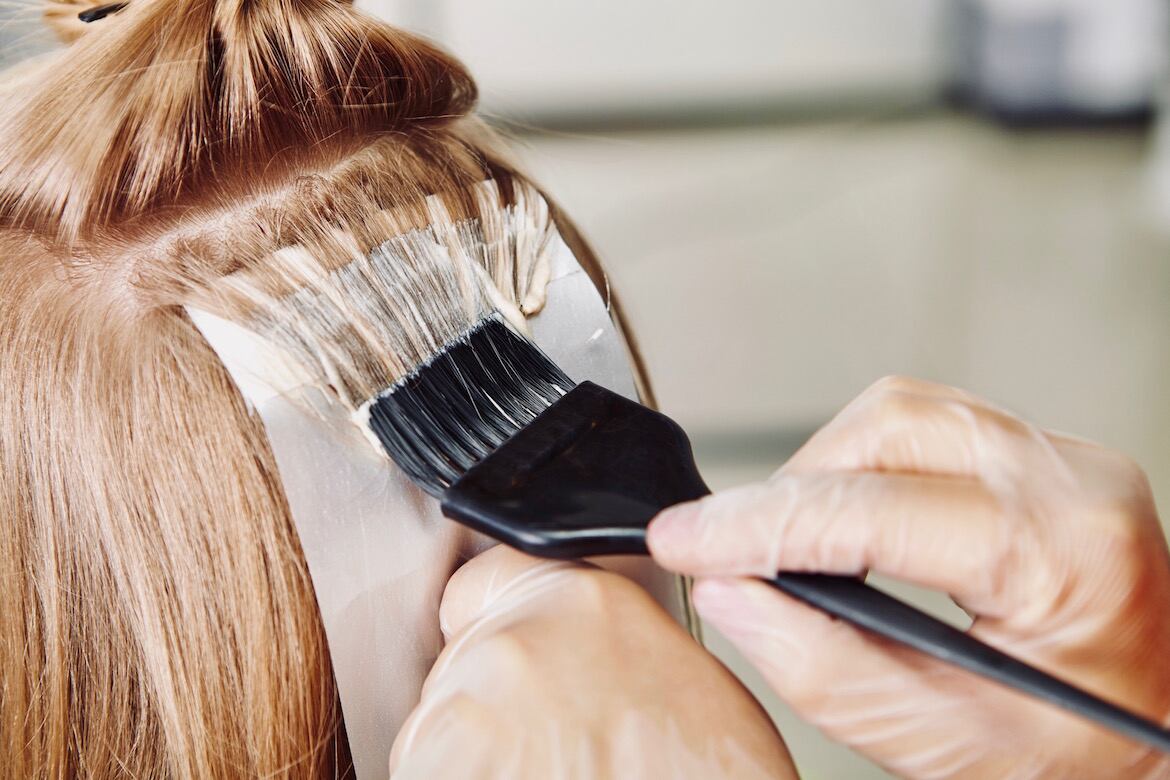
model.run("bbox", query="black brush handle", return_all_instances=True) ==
[443,382,1170,753]
[768,573,1170,752]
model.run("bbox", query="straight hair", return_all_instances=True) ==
[0,1,647,775]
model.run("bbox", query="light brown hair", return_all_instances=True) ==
[0,1,641,776]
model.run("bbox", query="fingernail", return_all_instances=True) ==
[691,578,764,639]
[646,502,703,561]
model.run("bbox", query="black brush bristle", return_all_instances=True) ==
[365,315,574,496]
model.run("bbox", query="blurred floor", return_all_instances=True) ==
[514,112,1170,779]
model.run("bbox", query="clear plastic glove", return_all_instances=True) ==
[648,376,1170,779]
[389,545,799,779]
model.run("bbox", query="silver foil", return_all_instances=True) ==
[187,235,684,779]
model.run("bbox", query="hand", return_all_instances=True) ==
[389,545,798,779]
[648,376,1170,779]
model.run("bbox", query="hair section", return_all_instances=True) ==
[191,177,558,410]
[0,0,491,775]
[0,0,476,239]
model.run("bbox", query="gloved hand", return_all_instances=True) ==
[648,376,1170,779]
[389,545,799,779]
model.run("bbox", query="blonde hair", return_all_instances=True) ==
[0,1,643,775]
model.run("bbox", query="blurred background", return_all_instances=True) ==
[4,1,1170,776]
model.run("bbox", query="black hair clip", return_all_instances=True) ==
[79,2,128,23]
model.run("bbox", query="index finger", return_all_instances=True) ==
[783,376,1040,481]
[649,470,1025,617]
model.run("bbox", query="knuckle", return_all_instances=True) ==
[561,568,639,613]
[1100,492,1156,544]
[1109,450,1151,491]
[479,631,537,677]
[866,374,923,396]
[444,691,490,720]
[1091,452,1157,536]
[868,387,926,426]
[982,522,1034,606]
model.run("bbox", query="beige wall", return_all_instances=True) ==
[358,0,949,117]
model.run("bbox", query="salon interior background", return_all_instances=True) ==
[4,1,1169,778]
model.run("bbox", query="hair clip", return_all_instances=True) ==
[79,2,128,23]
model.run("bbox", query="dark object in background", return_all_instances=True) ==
[78,3,127,23]
[953,0,1165,126]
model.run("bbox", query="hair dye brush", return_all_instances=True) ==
[199,179,1170,754]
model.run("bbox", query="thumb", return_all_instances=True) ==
[438,545,589,640]
[648,472,1006,607]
